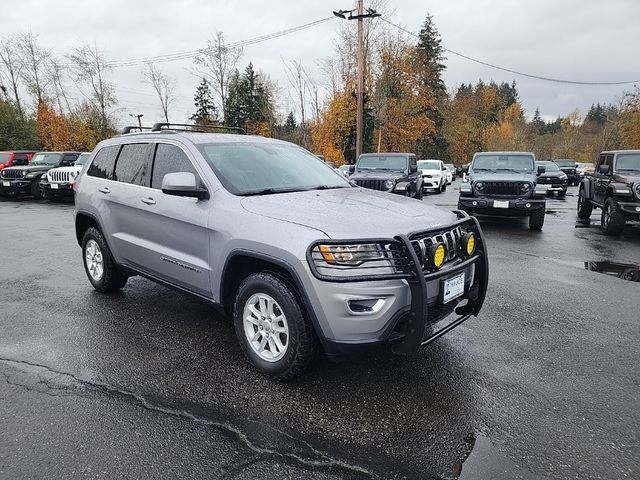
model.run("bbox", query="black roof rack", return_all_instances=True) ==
[121,126,152,134]
[151,122,246,135]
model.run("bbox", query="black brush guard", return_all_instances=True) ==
[307,212,489,355]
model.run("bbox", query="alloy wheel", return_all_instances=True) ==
[85,239,104,281]
[243,293,289,362]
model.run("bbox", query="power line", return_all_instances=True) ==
[381,18,640,86]
[105,16,336,68]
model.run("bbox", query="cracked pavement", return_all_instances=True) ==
[0,184,639,479]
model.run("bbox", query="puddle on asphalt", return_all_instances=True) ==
[454,434,539,480]
[552,259,640,282]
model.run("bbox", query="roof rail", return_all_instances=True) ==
[151,122,246,135]
[121,126,152,134]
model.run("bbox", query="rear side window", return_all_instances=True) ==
[87,145,120,179]
[114,143,152,186]
[151,144,198,189]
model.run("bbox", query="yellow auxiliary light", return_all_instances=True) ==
[463,232,476,257]
[432,243,447,269]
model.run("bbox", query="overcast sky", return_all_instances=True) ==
[3,0,639,126]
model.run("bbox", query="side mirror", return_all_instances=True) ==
[410,164,418,173]
[537,165,546,175]
[162,172,209,199]
[598,164,610,175]
[348,165,355,174]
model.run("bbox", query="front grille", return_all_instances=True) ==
[480,181,521,196]
[410,226,463,270]
[538,177,562,185]
[353,179,386,191]
[1,169,23,179]
[49,170,70,182]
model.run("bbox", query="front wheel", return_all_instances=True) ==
[601,198,625,236]
[558,188,567,198]
[577,189,593,219]
[414,185,423,200]
[529,208,545,230]
[30,180,42,199]
[233,272,317,380]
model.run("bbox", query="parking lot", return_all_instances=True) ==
[0,183,638,479]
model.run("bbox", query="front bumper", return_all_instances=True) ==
[42,181,74,196]
[307,213,489,356]
[0,179,32,195]
[458,196,545,216]
[618,201,640,218]
[422,178,442,190]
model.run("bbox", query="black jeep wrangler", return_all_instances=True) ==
[458,151,548,230]
[0,151,80,199]
[577,150,640,235]
[349,153,423,199]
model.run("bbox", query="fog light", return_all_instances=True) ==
[472,201,478,206]
[526,203,531,208]
[429,242,447,269]
[462,232,476,257]
[636,207,640,212]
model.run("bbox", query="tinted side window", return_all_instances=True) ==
[409,157,417,170]
[114,144,152,186]
[87,145,120,179]
[62,154,78,166]
[151,144,198,189]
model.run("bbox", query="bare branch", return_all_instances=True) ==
[141,63,176,123]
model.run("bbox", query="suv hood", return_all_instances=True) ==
[350,171,406,181]
[241,187,458,238]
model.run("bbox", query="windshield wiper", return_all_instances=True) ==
[239,187,307,196]
[310,185,349,191]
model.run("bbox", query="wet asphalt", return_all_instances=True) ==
[0,182,638,479]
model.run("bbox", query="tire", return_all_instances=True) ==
[601,197,626,236]
[415,185,423,200]
[82,227,128,293]
[529,208,545,231]
[577,189,593,219]
[558,188,567,198]
[442,182,447,192]
[30,180,42,199]
[233,272,317,381]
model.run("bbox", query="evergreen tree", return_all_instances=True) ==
[190,78,218,125]
[586,103,606,125]
[415,13,449,160]
[224,62,275,134]
[531,107,546,135]
[284,111,296,132]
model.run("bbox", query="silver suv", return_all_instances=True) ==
[74,123,489,380]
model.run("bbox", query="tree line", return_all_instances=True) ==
[1,16,639,162]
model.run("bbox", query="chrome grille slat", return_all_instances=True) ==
[2,170,24,179]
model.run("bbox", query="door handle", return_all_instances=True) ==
[98,187,110,194]
[141,197,156,205]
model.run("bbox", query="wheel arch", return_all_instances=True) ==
[220,250,325,342]
[75,210,102,246]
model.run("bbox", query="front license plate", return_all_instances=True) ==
[442,272,465,304]
[493,200,509,209]
[51,183,59,189]
[2,181,9,187]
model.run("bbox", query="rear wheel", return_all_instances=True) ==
[577,189,593,219]
[233,272,317,380]
[529,208,545,231]
[82,227,128,293]
[414,185,423,200]
[558,188,567,198]
[601,197,625,236]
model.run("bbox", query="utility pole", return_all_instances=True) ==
[129,113,144,128]
[333,3,380,161]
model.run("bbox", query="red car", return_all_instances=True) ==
[0,151,37,172]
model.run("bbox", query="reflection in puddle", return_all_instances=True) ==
[454,434,539,479]
[585,261,640,282]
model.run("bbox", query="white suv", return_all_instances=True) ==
[42,152,91,199]
[418,159,448,194]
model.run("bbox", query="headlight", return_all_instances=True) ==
[560,173,567,180]
[474,181,484,193]
[633,183,640,200]
[25,171,39,178]
[520,183,532,195]
[318,244,388,266]
[384,180,395,190]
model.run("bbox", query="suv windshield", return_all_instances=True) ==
[31,153,62,166]
[472,154,535,173]
[616,153,640,171]
[417,160,440,170]
[197,142,351,195]
[357,155,407,171]
[554,160,575,167]
[75,153,91,166]
[538,162,560,172]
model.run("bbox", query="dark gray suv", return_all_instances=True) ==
[74,123,489,380]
